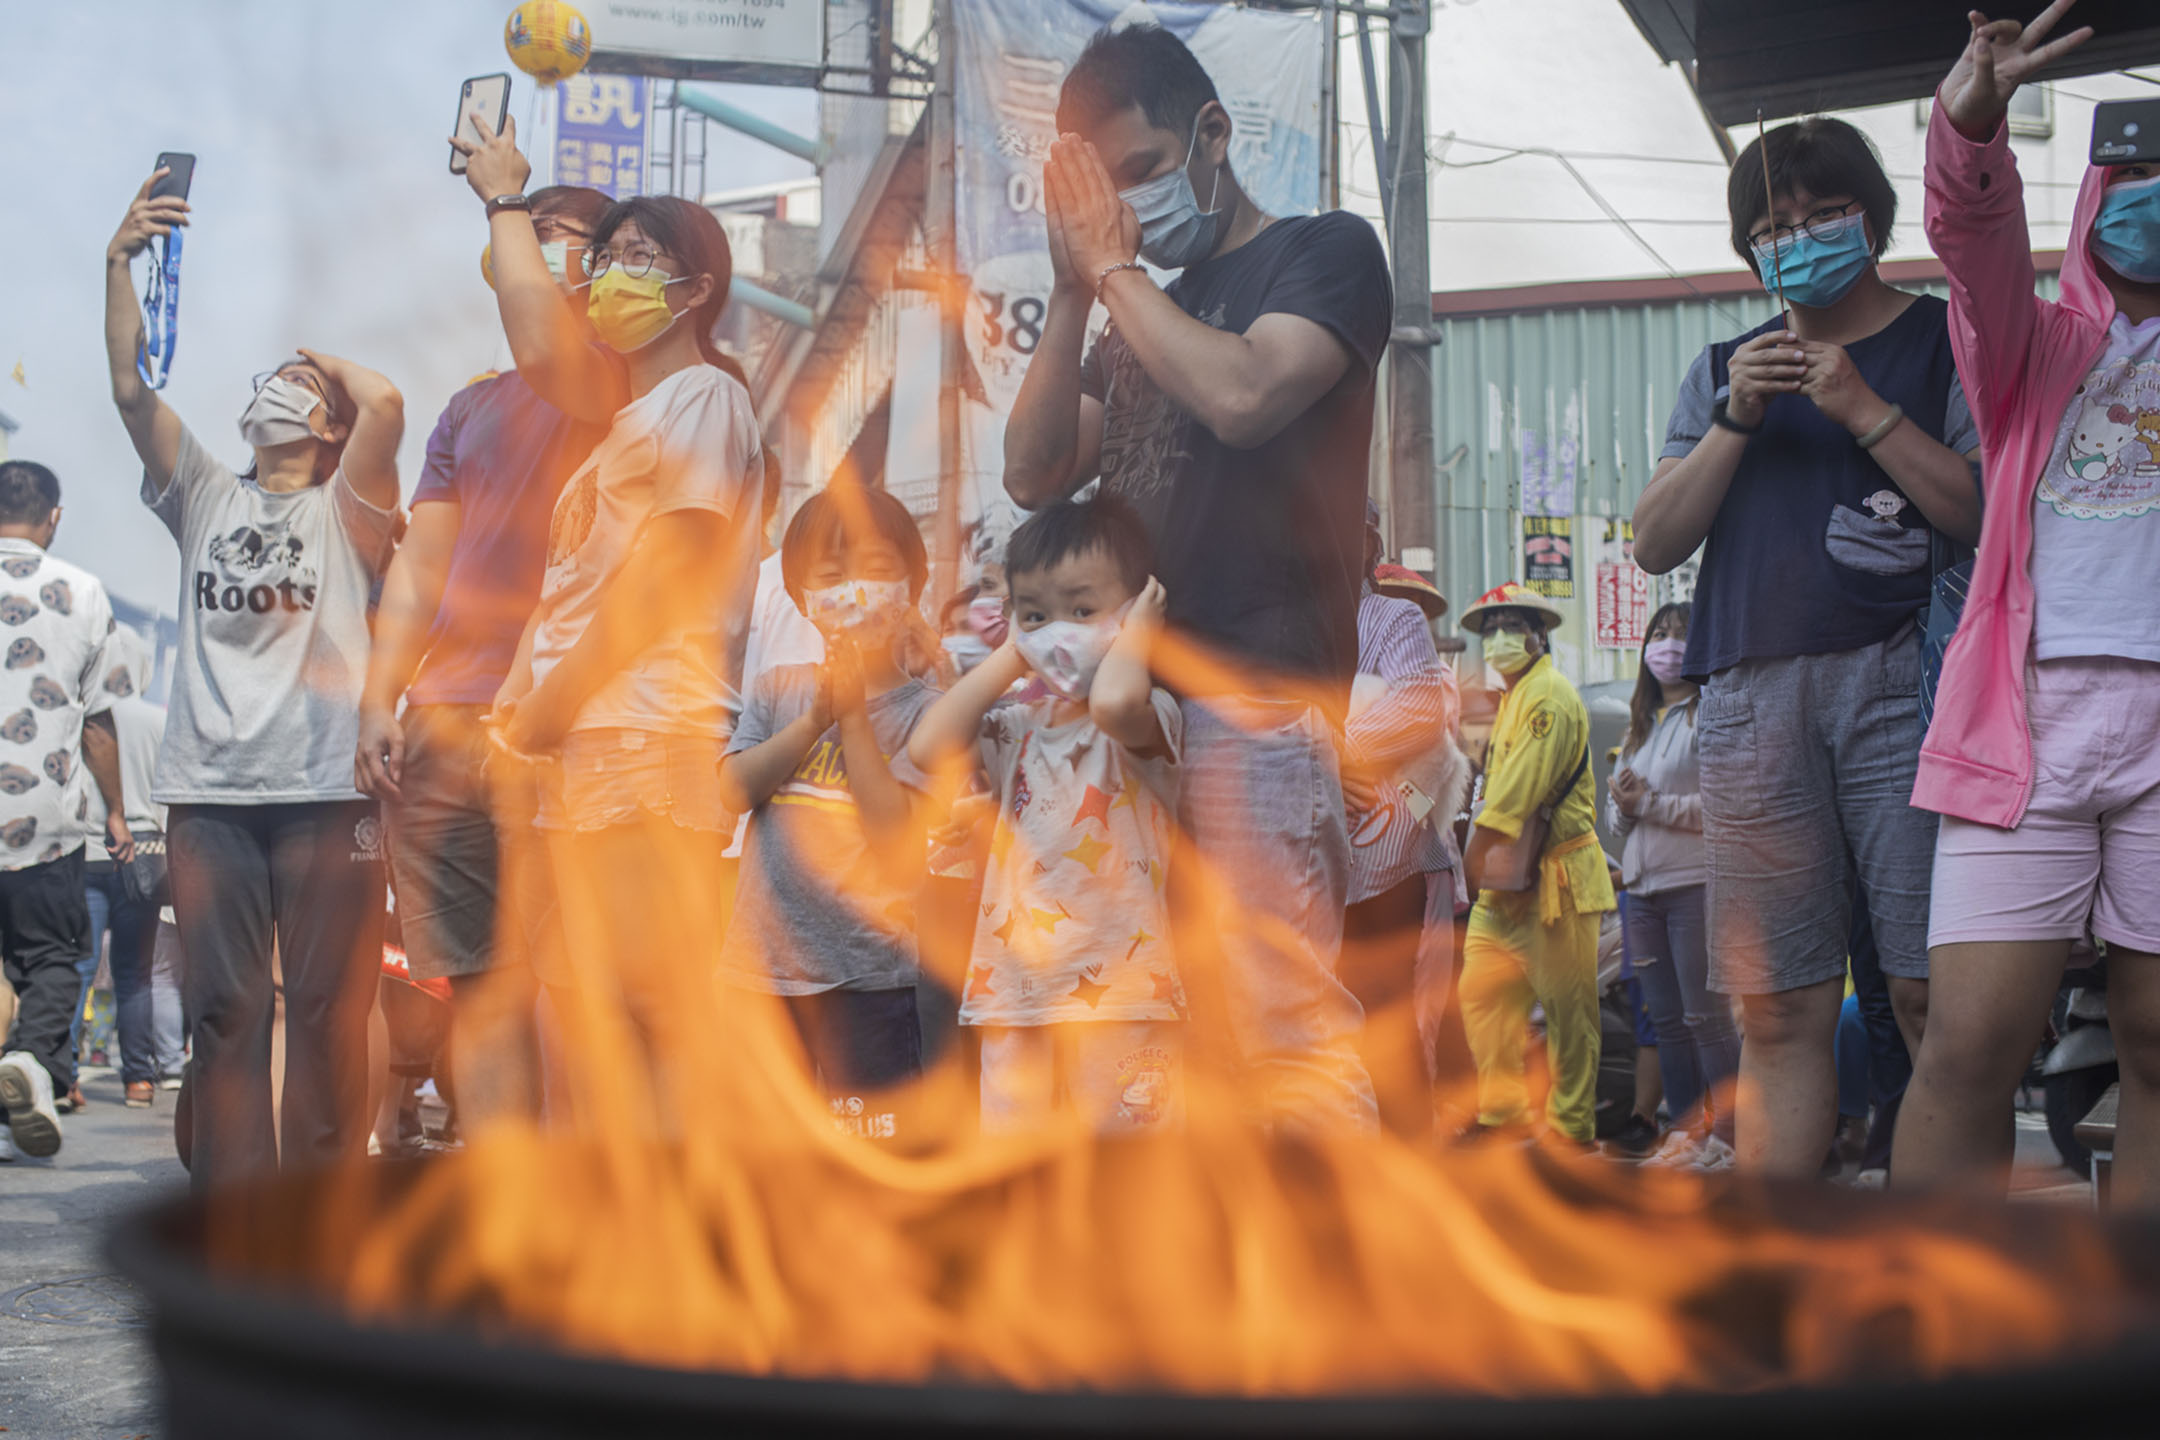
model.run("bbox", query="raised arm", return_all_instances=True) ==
[300,349,402,509]
[1924,6,2090,420]
[355,500,461,800]
[452,117,627,425]
[909,640,1028,776]
[103,173,186,487]
[1089,578,1169,754]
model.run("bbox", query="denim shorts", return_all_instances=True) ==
[537,727,732,835]
[1697,629,1936,994]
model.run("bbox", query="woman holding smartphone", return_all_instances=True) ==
[451,120,763,1117]
[1607,602,1737,1171]
[104,169,402,1192]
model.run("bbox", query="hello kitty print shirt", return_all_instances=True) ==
[2031,311,2160,665]
[0,538,116,871]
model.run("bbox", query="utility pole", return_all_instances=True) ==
[1382,0,1439,581]
[927,0,965,606]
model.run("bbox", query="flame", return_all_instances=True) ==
[198,523,2132,1399]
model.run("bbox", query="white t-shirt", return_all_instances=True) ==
[723,549,825,860]
[961,690,1187,1027]
[144,425,397,804]
[527,364,761,738]
[0,540,116,870]
[2032,311,2160,663]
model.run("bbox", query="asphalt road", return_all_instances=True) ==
[0,1064,184,1440]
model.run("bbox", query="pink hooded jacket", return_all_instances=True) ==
[1914,100,2118,829]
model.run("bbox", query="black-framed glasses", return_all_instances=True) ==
[1749,200,1862,252]
[582,243,666,280]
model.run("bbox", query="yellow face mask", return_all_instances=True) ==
[586,267,690,352]
[1482,630,1536,677]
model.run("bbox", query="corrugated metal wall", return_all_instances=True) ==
[1425,275,2060,685]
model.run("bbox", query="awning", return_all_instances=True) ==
[1621,1,2160,126]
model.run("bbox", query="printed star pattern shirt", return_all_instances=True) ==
[961,689,1186,1027]
[0,539,117,871]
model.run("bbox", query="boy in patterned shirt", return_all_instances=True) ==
[908,495,1185,1134]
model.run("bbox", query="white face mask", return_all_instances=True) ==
[238,374,323,449]
[1119,118,1225,271]
[802,578,912,641]
[1013,616,1120,702]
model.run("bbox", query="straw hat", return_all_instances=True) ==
[1372,563,1447,619]
[1457,580,1564,634]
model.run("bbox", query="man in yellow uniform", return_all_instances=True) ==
[1456,582,1615,1145]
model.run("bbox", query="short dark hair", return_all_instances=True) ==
[780,484,929,606]
[527,185,610,233]
[592,196,734,368]
[0,461,61,526]
[1056,23,1219,139]
[1729,116,1895,274]
[1004,493,1152,597]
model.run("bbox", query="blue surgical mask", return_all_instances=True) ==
[2092,173,2160,285]
[1752,210,1873,310]
[1119,120,1224,271]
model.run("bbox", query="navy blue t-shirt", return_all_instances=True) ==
[408,372,605,706]
[1659,294,1979,682]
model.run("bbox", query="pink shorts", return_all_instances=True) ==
[1931,656,2160,952]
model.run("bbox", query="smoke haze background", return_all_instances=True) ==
[0,0,814,612]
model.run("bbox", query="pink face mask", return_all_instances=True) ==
[965,594,1007,648]
[1644,637,1688,685]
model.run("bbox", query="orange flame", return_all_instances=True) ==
[199,531,2131,1399]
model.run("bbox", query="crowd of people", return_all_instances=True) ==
[2,8,2157,1217]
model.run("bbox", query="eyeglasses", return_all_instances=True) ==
[1749,200,1862,252]
[582,243,667,280]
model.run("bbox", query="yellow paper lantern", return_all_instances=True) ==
[504,2,592,88]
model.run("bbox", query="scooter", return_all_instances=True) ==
[2038,948,2114,1174]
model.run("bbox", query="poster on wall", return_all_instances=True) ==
[951,0,1324,565]
[554,74,650,197]
[1524,516,1575,599]
[1594,519,1648,650]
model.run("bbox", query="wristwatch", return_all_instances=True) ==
[485,194,533,219]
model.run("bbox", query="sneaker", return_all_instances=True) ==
[1604,1114,1661,1159]
[158,1072,185,1091]
[1644,1129,1705,1168]
[1851,1167,1889,1190]
[125,1081,154,1109]
[0,1052,62,1158]
[1693,1134,1736,1173]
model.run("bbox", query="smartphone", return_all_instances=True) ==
[2092,97,2160,167]
[449,74,512,175]
[150,152,195,202]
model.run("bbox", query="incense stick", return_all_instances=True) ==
[1757,109,1788,325]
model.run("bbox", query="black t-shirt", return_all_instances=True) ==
[1659,294,1979,682]
[1079,211,1392,697]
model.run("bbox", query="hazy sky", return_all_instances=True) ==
[1,1,815,613]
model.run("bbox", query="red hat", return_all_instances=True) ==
[1458,580,1564,634]
[1372,563,1447,619]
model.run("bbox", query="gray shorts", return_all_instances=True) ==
[388,705,500,982]
[1697,629,1936,995]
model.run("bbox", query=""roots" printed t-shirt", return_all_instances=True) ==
[144,425,397,804]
